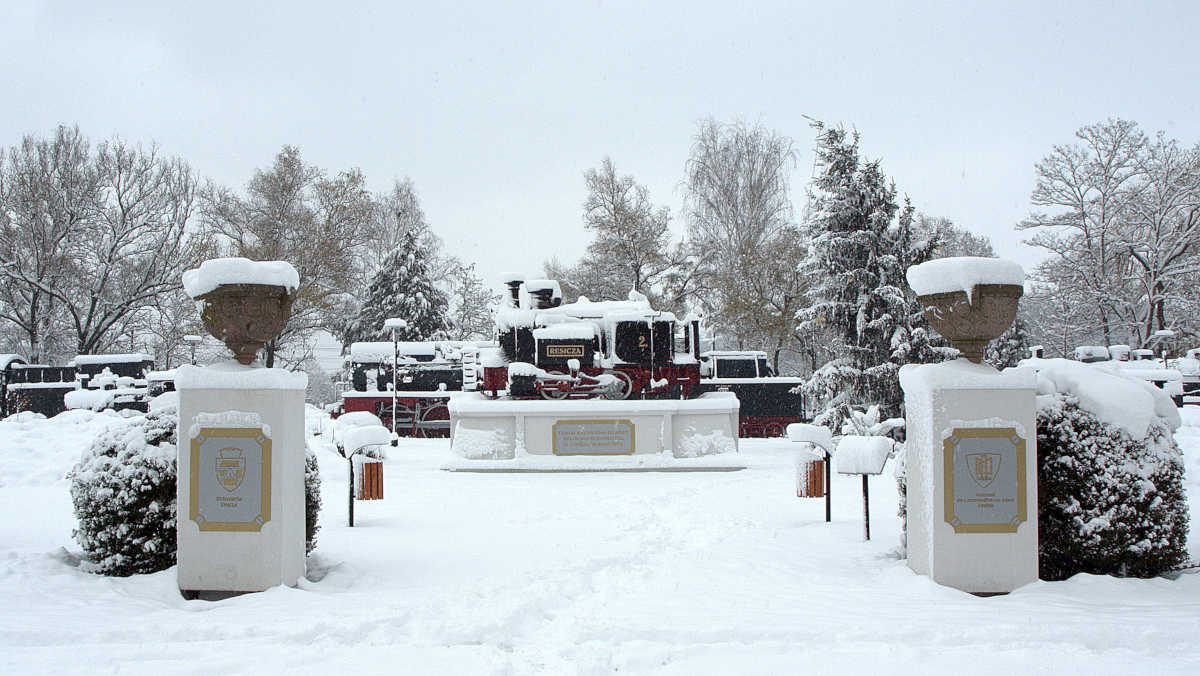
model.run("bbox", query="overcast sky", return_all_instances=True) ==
[4,1,1200,289]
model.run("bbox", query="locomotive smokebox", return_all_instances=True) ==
[531,324,597,370]
[536,339,595,369]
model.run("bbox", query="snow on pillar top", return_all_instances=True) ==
[175,361,308,391]
[899,359,1036,396]
[182,257,301,299]
[905,257,1024,302]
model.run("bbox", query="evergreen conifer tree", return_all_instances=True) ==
[798,123,949,428]
[343,230,449,343]
[985,317,1031,370]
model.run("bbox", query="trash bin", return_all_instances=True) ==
[356,458,384,500]
[796,457,825,498]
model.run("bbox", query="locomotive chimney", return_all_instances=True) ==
[504,279,523,309]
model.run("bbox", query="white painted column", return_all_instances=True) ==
[900,359,1038,594]
[176,362,307,593]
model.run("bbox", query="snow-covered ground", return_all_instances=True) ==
[1,407,1198,674]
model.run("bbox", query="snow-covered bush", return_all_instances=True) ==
[69,406,178,576]
[305,447,321,555]
[1037,395,1188,580]
[839,405,904,437]
[71,394,322,565]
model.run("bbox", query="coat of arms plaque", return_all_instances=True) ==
[942,427,1027,534]
[190,425,272,532]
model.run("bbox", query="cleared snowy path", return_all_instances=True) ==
[0,408,1198,674]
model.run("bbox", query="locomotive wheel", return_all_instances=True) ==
[416,404,450,438]
[540,371,571,400]
[378,402,416,436]
[602,371,634,400]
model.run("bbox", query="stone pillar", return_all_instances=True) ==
[900,359,1038,594]
[176,363,307,594]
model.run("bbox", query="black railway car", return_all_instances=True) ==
[4,364,76,418]
[339,341,486,437]
[0,354,29,418]
[72,353,154,389]
[692,351,805,437]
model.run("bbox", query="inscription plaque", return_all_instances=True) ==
[190,427,272,532]
[552,419,635,455]
[943,427,1026,533]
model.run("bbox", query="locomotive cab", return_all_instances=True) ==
[613,319,674,365]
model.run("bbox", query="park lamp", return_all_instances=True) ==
[1153,329,1175,367]
[183,334,203,365]
[382,318,407,444]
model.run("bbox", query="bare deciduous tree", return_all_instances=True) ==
[683,118,802,358]
[0,127,206,359]
[1018,119,1200,349]
[445,262,501,340]
[920,215,996,258]
[1119,133,1200,345]
[135,288,207,368]
[581,157,675,294]
[66,138,204,354]
[0,126,93,362]
[547,157,681,309]
[1017,119,1147,346]
[202,146,375,367]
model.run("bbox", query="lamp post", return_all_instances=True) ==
[382,318,407,443]
[183,334,202,365]
[1153,329,1175,369]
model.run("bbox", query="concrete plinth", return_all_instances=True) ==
[900,359,1038,594]
[444,392,743,471]
[176,362,307,593]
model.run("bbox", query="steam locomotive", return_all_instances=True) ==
[335,276,804,437]
[478,277,702,400]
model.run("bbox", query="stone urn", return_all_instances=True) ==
[917,284,1022,364]
[195,284,297,365]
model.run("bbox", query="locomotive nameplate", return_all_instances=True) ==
[552,419,635,455]
[942,427,1026,534]
[546,344,586,358]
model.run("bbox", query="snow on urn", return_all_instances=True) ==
[905,257,1024,363]
[182,258,300,365]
